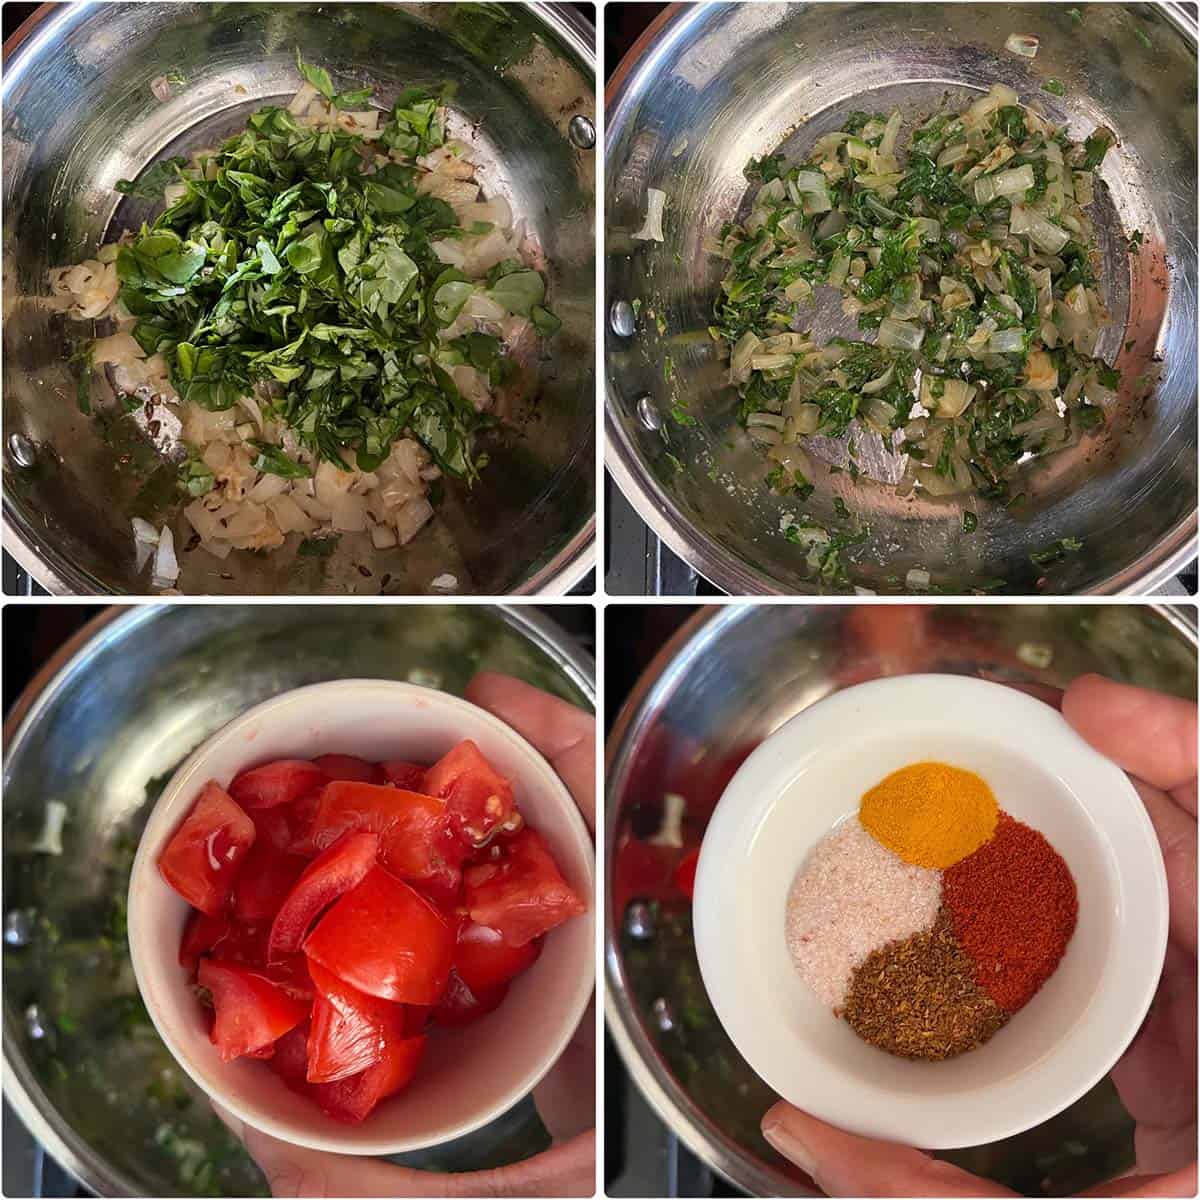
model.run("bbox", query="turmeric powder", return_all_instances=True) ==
[860,762,998,868]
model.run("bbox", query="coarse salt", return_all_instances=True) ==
[785,817,941,1009]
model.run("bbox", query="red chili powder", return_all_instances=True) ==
[942,812,1078,1013]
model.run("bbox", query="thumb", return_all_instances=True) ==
[761,1103,1014,1198]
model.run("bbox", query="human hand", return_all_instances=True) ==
[215,672,596,1198]
[761,673,1197,1198]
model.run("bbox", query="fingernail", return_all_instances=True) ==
[762,1116,818,1179]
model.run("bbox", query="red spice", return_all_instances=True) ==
[942,812,1077,1013]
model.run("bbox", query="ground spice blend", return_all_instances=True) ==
[839,912,1007,1060]
[942,812,1078,1012]
[859,762,998,869]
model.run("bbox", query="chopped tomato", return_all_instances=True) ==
[269,1021,312,1093]
[281,791,324,857]
[308,783,463,909]
[423,740,515,846]
[674,848,700,900]
[304,866,453,1004]
[453,920,541,994]
[159,782,256,916]
[316,1034,425,1123]
[234,843,307,922]
[229,759,328,809]
[207,918,313,1001]
[380,760,426,791]
[198,958,308,1061]
[245,1043,276,1060]
[268,831,379,959]
[433,971,508,1027]
[404,1005,432,1037]
[464,829,586,947]
[313,754,385,784]
[306,960,404,1084]
[180,910,231,973]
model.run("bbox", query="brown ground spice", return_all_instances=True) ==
[839,911,1008,1059]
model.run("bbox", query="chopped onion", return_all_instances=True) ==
[876,317,925,352]
[267,494,317,535]
[395,497,434,545]
[430,573,458,592]
[988,327,1028,354]
[747,411,786,430]
[370,522,398,549]
[920,376,976,417]
[975,164,1035,205]
[790,170,832,215]
[648,792,686,848]
[906,567,931,590]
[152,525,179,588]
[131,518,159,572]
[32,801,69,855]
[632,188,667,242]
[1010,205,1071,254]
[1005,33,1039,58]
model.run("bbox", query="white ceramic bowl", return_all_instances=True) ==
[128,679,595,1155]
[694,673,1168,1150]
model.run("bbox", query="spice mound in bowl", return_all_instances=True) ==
[787,762,1077,1060]
[693,674,1168,1149]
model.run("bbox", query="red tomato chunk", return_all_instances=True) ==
[229,759,328,809]
[433,971,508,1027]
[159,782,255,916]
[453,921,542,994]
[424,740,515,846]
[199,959,308,1061]
[304,866,454,1004]
[159,735,586,1125]
[312,754,386,784]
[380,760,426,790]
[465,829,586,947]
[268,831,379,959]
[308,783,464,908]
[307,959,407,1084]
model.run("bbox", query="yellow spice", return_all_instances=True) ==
[860,761,998,868]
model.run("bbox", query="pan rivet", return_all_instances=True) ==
[624,898,656,940]
[7,434,36,468]
[652,996,675,1032]
[568,115,595,150]
[4,910,33,947]
[24,1004,46,1040]
[610,300,635,337]
[636,396,661,431]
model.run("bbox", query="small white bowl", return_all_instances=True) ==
[694,673,1167,1150]
[128,679,595,1155]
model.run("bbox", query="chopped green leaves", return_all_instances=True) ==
[1042,79,1066,96]
[99,55,555,483]
[714,83,1122,546]
[250,440,310,478]
[179,454,215,496]
[296,51,336,101]
[487,268,545,316]
[1081,130,1112,170]
[1030,536,1083,567]
[115,157,187,200]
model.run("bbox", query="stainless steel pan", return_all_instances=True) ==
[605,3,1197,594]
[3,2,595,595]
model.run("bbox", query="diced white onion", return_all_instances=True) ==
[1005,33,1039,57]
[632,188,667,242]
[876,317,925,351]
[152,525,179,587]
